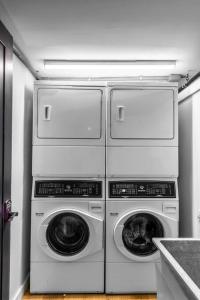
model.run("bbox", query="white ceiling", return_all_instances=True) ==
[1,0,200,78]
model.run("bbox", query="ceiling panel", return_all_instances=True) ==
[1,0,200,78]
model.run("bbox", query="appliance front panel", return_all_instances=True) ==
[32,145,105,178]
[105,262,157,293]
[32,178,105,201]
[110,88,174,140]
[106,146,178,178]
[107,179,178,201]
[106,200,178,263]
[37,88,102,139]
[35,180,102,198]
[31,200,104,262]
[109,181,176,198]
[31,261,104,293]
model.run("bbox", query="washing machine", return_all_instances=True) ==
[33,81,106,178]
[106,81,178,178]
[30,178,105,293]
[106,179,179,293]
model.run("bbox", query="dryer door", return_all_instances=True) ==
[114,209,176,262]
[110,88,174,139]
[39,209,103,261]
[37,88,102,139]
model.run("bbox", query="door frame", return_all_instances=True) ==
[0,20,13,300]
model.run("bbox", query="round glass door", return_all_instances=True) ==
[46,212,90,256]
[122,213,164,256]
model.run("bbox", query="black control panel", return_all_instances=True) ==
[35,180,102,198]
[109,181,176,198]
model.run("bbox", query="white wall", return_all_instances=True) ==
[9,55,34,300]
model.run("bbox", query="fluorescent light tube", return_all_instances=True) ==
[44,60,176,70]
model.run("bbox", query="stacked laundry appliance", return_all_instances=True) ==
[30,81,106,293]
[105,82,179,293]
[30,80,179,294]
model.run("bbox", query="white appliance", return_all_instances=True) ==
[179,78,200,237]
[106,82,178,178]
[30,178,105,293]
[106,179,179,293]
[33,81,106,178]
[31,81,106,293]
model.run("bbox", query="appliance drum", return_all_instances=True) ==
[122,213,164,256]
[46,212,90,256]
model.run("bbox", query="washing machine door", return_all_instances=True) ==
[39,209,103,261]
[114,209,176,262]
[46,212,90,256]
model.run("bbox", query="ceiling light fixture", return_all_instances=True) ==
[44,60,176,70]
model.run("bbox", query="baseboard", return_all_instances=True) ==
[10,273,29,300]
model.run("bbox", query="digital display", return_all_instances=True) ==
[109,181,176,198]
[35,180,102,198]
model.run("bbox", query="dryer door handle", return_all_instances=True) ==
[116,105,125,122]
[43,105,52,121]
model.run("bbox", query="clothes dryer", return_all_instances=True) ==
[106,179,179,293]
[30,178,105,293]
[33,81,106,178]
[106,82,178,178]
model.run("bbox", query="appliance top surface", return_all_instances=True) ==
[108,81,178,87]
[34,80,108,87]
[34,80,178,88]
